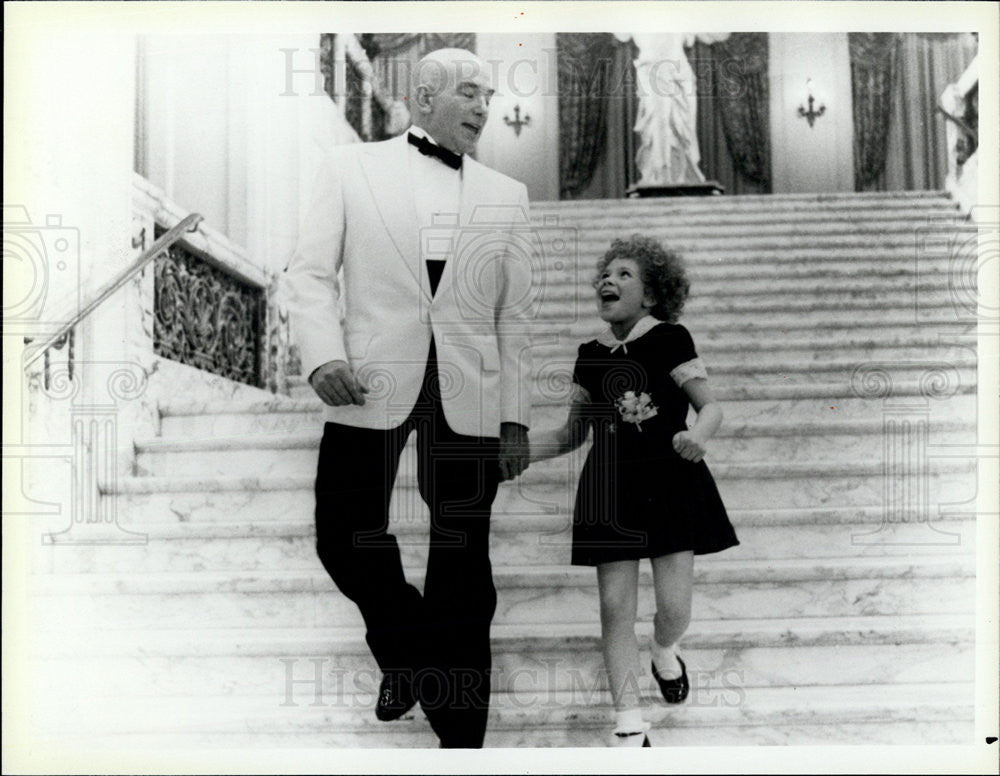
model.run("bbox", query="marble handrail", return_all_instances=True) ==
[22,212,204,372]
[340,34,411,140]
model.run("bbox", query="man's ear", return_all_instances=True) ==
[414,85,434,115]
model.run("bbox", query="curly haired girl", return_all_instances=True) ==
[530,235,739,746]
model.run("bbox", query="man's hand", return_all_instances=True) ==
[309,360,368,406]
[672,430,707,462]
[499,422,529,482]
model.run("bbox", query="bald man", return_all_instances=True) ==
[284,49,533,748]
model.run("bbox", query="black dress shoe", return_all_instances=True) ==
[612,731,651,747]
[652,655,689,704]
[375,672,417,721]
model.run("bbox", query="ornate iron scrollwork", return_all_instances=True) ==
[153,235,265,388]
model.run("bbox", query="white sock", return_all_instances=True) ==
[651,640,682,679]
[613,708,647,736]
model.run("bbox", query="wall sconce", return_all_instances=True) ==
[503,104,531,137]
[798,78,826,128]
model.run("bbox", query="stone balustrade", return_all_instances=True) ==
[940,55,978,217]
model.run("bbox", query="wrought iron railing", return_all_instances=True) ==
[152,228,266,387]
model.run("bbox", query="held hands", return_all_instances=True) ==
[309,360,368,406]
[499,422,530,482]
[672,429,708,462]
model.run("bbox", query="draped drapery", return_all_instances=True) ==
[690,33,771,194]
[849,33,899,190]
[566,36,639,199]
[875,32,977,191]
[557,33,624,198]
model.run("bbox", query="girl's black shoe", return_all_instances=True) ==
[652,655,689,703]
[612,731,651,748]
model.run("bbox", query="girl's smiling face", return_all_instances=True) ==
[596,257,654,329]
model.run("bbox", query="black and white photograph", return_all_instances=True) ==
[3,2,998,772]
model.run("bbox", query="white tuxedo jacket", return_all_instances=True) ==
[283,134,533,437]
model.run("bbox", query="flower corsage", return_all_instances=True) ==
[615,390,658,432]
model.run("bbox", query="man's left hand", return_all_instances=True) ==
[499,422,530,482]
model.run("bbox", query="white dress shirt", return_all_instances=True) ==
[408,125,462,251]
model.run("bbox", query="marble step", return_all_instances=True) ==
[531,247,977,274]
[535,259,960,286]
[66,719,971,747]
[537,277,958,304]
[29,682,974,747]
[534,190,950,206]
[532,390,976,429]
[522,222,972,247]
[526,278,975,306]
[530,298,970,324]
[112,451,978,512]
[537,244,976,268]
[33,510,975,575]
[531,193,955,219]
[526,233,975,257]
[33,556,976,631]
[499,458,975,512]
[528,205,962,228]
[133,417,975,478]
[157,388,977,438]
[550,318,975,342]
[543,253,964,279]
[259,353,982,389]
[30,614,974,698]
[94,479,981,533]
[528,371,978,409]
[529,332,975,361]
[531,309,974,334]
[282,337,976,386]
[538,359,977,393]
[282,340,978,400]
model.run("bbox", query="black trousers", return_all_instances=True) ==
[314,340,500,748]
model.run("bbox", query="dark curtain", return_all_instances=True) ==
[690,34,771,194]
[557,33,621,198]
[877,32,978,191]
[571,37,639,200]
[850,33,899,190]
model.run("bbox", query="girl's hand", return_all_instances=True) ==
[672,430,707,462]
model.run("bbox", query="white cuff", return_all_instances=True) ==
[670,357,708,387]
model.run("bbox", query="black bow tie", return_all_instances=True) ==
[408,132,462,170]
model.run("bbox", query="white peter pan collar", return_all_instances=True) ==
[596,315,662,353]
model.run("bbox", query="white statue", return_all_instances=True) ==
[617,33,729,186]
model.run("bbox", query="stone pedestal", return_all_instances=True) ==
[627,181,725,198]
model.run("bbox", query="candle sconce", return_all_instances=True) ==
[798,78,826,128]
[503,105,531,137]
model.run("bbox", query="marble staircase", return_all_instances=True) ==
[29,190,979,748]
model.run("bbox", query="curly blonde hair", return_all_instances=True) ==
[593,234,690,323]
